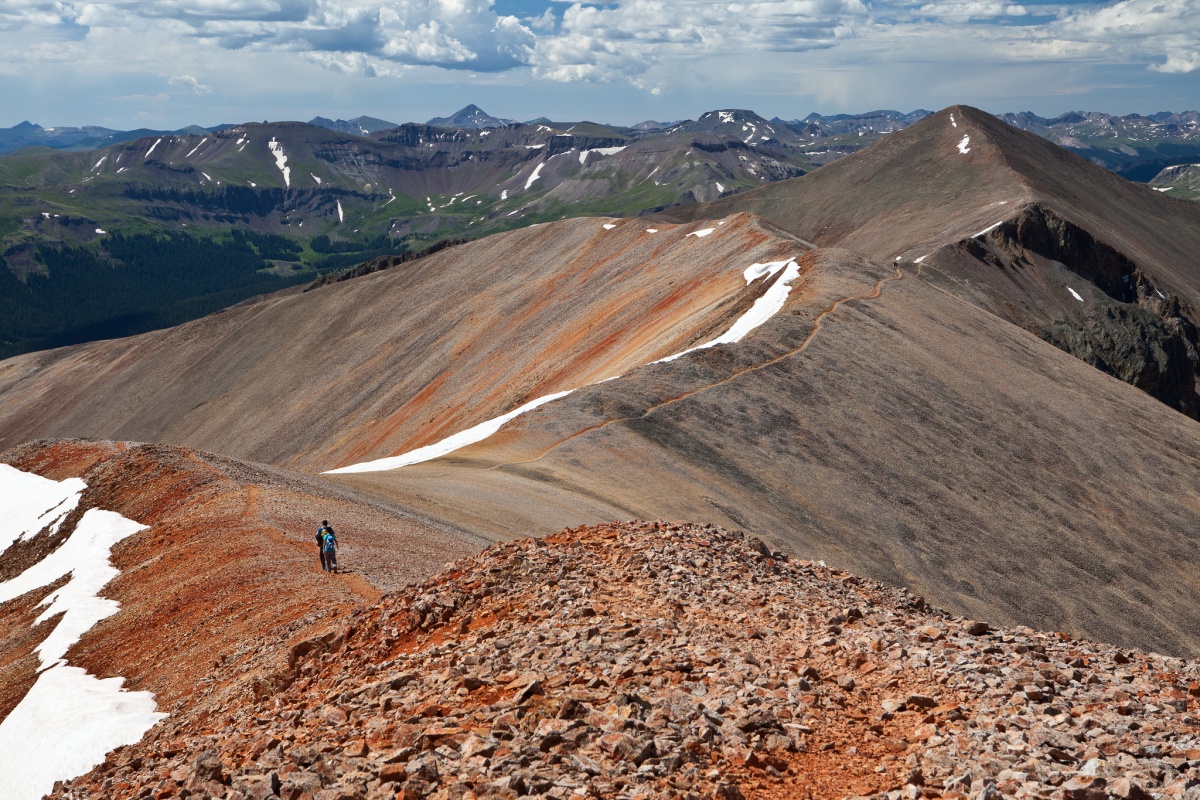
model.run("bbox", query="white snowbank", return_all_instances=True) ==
[957,135,971,154]
[716,182,725,193]
[311,173,322,185]
[914,255,928,263]
[326,391,574,473]
[1068,288,1084,302]
[0,464,83,555]
[0,664,165,800]
[337,200,344,223]
[646,228,659,233]
[201,172,212,182]
[973,220,1003,238]
[144,138,162,158]
[603,223,617,230]
[951,113,957,128]
[0,467,165,800]
[95,228,107,235]
[91,156,106,172]
[326,251,803,474]
[657,259,800,364]
[579,146,627,165]
[686,228,715,238]
[524,144,546,150]
[500,189,509,200]
[184,138,207,158]
[268,138,290,188]
[525,162,545,190]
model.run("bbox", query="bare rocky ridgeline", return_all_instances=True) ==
[53,522,1200,800]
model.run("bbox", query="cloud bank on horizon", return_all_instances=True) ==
[0,0,1196,126]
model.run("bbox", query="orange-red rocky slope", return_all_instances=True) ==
[52,522,1200,800]
[0,439,487,736]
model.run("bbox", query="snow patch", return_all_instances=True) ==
[579,146,627,165]
[686,228,715,238]
[95,228,106,235]
[267,138,290,188]
[973,220,1004,238]
[957,135,971,154]
[1157,289,1166,299]
[914,255,928,263]
[311,173,322,185]
[91,156,106,172]
[645,228,658,233]
[500,189,508,200]
[950,113,957,128]
[201,172,212,182]
[184,138,207,158]
[326,391,575,473]
[525,162,545,190]
[337,200,344,223]
[718,111,734,124]
[715,182,725,193]
[144,139,162,158]
[1068,288,1084,302]
[0,464,84,555]
[656,259,800,363]
[525,144,546,150]
[0,467,165,800]
[603,223,617,230]
[1155,187,1173,192]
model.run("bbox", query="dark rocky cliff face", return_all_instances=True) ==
[964,203,1200,419]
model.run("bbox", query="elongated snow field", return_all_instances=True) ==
[0,467,165,800]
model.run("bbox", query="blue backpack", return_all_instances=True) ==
[321,530,337,552]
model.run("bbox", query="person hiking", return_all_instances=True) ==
[321,524,339,573]
[316,520,335,571]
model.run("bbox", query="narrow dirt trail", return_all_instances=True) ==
[487,263,906,471]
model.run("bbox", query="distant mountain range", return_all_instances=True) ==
[9,104,1200,179]
[2,102,1199,359]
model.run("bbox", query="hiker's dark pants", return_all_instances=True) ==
[319,548,328,571]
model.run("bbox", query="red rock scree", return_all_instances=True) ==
[52,522,1200,800]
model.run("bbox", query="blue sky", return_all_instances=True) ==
[0,0,1195,129]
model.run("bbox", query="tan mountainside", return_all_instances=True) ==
[0,439,485,740]
[0,213,806,473]
[662,105,1200,416]
[334,247,1200,658]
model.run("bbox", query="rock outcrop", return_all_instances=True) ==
[50,521,1200,800]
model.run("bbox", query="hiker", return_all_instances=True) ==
[321,523,339,573]
[316,519,335,571]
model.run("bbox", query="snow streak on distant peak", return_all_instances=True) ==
[957,135,971,154]
[579,146,627,165]
[268,138,290,188]
[525,161,546,190]
[0,466,165,800]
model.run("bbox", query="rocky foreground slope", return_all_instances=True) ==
[54,521,1200,800]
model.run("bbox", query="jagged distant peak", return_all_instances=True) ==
[699,108,769,124]
[427,104,512,129]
